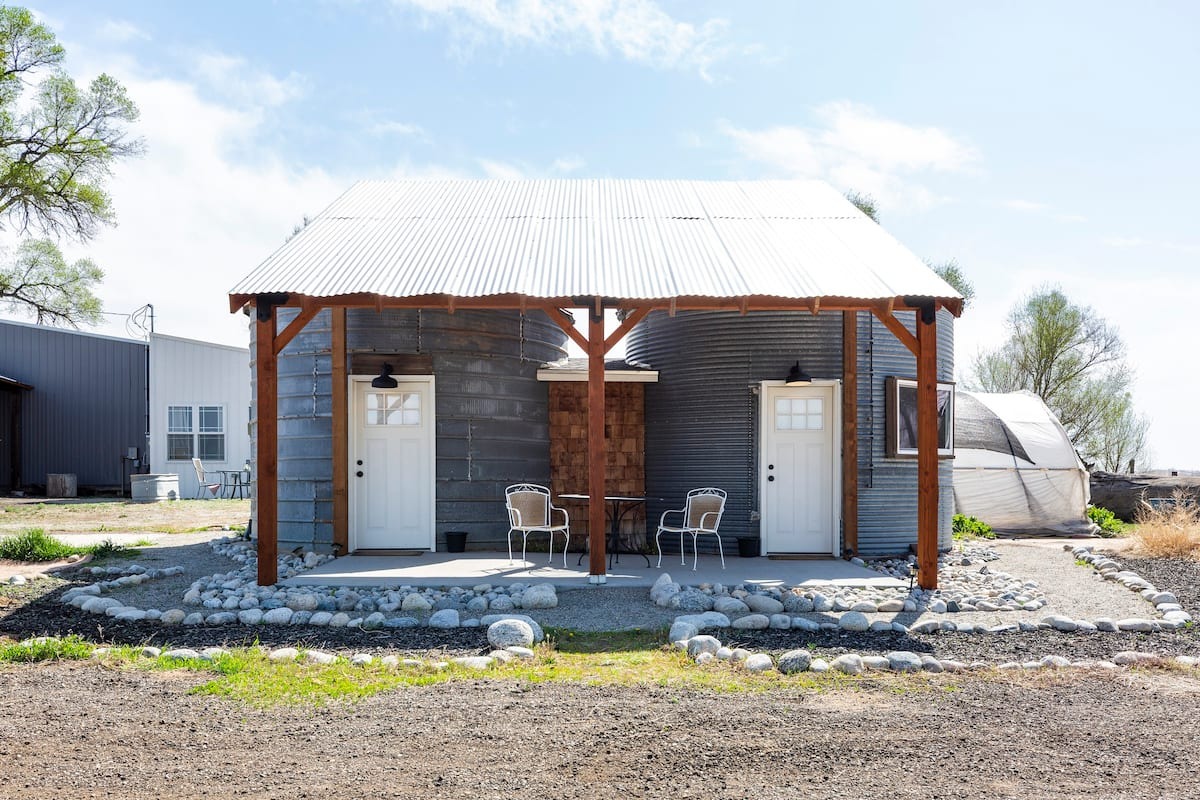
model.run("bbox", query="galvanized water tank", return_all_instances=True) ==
[259,308,567,553]
[625,309,954,557]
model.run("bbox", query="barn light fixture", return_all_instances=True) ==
[784,361,811,385]
[371,362,398,389]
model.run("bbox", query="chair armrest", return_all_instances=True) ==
[508,508,523,527]
[551,505,569,527]
[699,511,721,531]
[658,508,685,527]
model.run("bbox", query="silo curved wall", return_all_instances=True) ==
[625,308,954,558]
[254,307,566,553]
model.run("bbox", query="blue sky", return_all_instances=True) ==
[10,1,1199,467]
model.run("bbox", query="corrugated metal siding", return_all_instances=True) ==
[625,311,845,550]
[0,320,146,489]
[855,308,955,555]
[625,308,955,558]
[255,309,566,552]
[149,334,251,499]
[231,180,963,305]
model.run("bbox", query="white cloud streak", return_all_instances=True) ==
[393,0,736,79]
[721,102,979,211]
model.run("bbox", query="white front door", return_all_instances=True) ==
[350,378,434,551]
[762,384,838,554]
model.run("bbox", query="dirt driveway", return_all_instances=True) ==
[1,663,1197,800]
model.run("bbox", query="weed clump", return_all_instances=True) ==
[952,514,995,541]
[1132,492,1200,559]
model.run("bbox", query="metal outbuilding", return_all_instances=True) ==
[229,179,963,588]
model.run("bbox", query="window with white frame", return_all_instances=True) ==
[167,405,226,461]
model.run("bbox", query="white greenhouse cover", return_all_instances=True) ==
[953,390,1096,535]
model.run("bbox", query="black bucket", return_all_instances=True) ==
[736,537,760,558]
[445,530,468,553]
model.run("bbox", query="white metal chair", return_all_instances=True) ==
[655,488,728,570]
[191,457,222,499]
[505,484,570,567]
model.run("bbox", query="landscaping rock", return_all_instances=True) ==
[428,609,461,629]
[520,583,558,609]
[831,654,863,675]
[838,611,870,632]
[744,653,774,673]
[777,649,813,674]
[686,636,722,659]
[731,614,770,630]
[487,619,535,649]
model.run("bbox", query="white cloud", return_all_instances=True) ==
[1101,236,1200,254]
[551,155,585,173]
[721,102,979,211]
[1004,199,1048,213]
[193,52,305,109]
[1101,236,1146,248]
[477,158,526,179]
[370,120,429,139]
[1004,199,1086,223]
[96,20,149,43]
[393,0,737,79]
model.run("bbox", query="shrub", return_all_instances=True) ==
[952,514,995,540]
[1087,505,1125,537]
[1131,492,1200,559]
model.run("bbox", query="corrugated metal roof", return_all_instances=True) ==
[229,179,962,308]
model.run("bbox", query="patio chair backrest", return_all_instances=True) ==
[506,484,550,528]
[192,457,205,483]
[685,488,726,531]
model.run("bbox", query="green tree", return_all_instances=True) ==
[927,258,975,309]
[845,190,878,223]
[971,285,1147,468]
[0,6,140,326]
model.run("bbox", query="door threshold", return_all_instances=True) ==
[352,548,426,557]
[767,553,833,560]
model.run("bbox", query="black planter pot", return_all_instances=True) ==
[445,531,468,553]
[736,537,760,558]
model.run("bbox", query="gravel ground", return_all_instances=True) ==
[1,663,1198,800]
[4,535,1196,665]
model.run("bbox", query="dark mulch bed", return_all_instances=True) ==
[1101,552,1200,610]
[0,582,488,655]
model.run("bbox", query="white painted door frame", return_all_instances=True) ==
[347,374,437,552]
[758,379,842,556]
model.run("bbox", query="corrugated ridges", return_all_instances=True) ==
[229,180,961,303]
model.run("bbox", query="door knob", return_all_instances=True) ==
[356,471,363,478]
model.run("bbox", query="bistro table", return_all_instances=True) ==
[557,494,655,569]
[219,468,251,499]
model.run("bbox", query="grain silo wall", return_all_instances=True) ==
[254,308,566,553]
[625,309,954,558]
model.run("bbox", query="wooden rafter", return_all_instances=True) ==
[543,306,590,352]
[870,305,919,356]
[604,306,653,354]
[273,304,321,355]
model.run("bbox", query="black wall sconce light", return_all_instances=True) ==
[784,361,812,385]
[371,362,398,389]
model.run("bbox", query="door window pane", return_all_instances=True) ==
[367,391,421,426]
[776,395,823,431]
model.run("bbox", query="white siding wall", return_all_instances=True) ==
[149,334,251,499]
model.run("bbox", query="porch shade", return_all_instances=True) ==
[230,179,962,590]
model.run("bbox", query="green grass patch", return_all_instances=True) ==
[0,528,138,561]
[0,634,95,662]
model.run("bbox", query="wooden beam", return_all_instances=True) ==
[915,307,939,590]
[331,308,348,554]
[870,306,919,357]
[841,311,859,557]
[603,306,652,354]
[273,304,321,355]
[542,306,590,352]
[587,311,607,580]
[230,290,961,318]
[255,306,280,586]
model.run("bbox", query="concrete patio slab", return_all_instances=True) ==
[282,551,906,589]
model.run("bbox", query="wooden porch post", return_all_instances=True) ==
[841,311,859,557]
[255,303,279,587]
[586,306,607,581]
[331,308,348,553]
[915,305,939,590]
